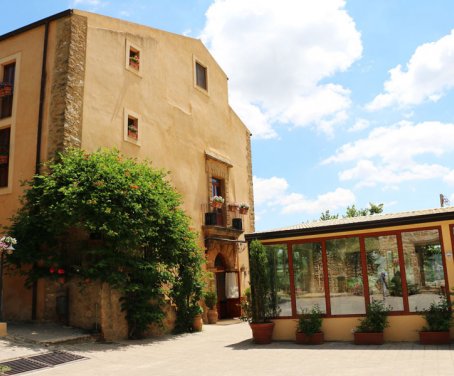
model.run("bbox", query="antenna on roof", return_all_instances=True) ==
[440,194,450,207]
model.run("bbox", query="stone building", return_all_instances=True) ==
[0,9,253,339]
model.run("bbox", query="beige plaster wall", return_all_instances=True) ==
[0,21,61,320]
[77,10,253,250]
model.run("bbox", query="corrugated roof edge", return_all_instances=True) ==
[245,207,454,241]
[0,9,73,42]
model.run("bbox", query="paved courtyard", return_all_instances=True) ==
[1,321,454,376]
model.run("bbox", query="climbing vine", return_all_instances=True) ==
[8,148,204,338]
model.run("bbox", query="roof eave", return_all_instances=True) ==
[245,211,454,241]
[0,9,73,42]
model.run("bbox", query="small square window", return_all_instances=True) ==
[125,40,141,76]
[124,109,141,146]
[195,61,207,90]
[127,116,138,140]
[129,48,140,70]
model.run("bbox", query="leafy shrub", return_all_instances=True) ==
[9,148,204,338]
[356,300,390,333]
[297,305,323,336]
[422,295,453,332]
[204,291,217,310]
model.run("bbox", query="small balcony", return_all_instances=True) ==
[201,203,245,239]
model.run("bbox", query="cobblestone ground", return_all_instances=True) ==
[1,322,454,376]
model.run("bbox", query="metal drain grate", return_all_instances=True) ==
[0,351,87,375]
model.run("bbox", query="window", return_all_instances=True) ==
[402,229,445,312]
[0,62,15,119]
[326,237,365,315]
[127,116,138,140]
[211,177,222,197]
[364,235,404,311]
[264,244,291,316]
[123,109,140,145]
[129,47,140,70]
[195,61,207,90]
[0,127,11,187]
[125,40,141,75]
[292,242,326,313]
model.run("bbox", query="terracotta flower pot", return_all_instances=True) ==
[207,309,218,324]
[295,331,324,345]
[250,322,275,344]
[211,201,223,209]
[419,331,451,345]
[193,314,203,332]
[239,207,249,214]
[129,60,140,70]
[354,332,384,345]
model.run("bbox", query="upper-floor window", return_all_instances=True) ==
[125,40,141,76]
[0,62,15,119]
[195,61,207,91]
[211,177,222,197]
[123,108,141,146]
[0,127,11,187]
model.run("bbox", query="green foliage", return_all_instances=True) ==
[356,300,390,333]
[422,295,453,332]
[8,148,204,338]
[247,240,274,323]
[319,203,384,221]
[204,291,217,310]
[319,210,339,221]
[297,305,323,336]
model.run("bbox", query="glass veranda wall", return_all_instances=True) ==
[262,227,449,318]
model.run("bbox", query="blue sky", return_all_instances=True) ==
[2,0,454,231]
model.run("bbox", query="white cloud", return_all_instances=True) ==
[325,121,454,188]
[253,176,355,214]
[202,0,362,138]
[348,118,370,132]
[367,29,454,110]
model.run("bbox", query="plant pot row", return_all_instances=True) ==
[249,325,452,345]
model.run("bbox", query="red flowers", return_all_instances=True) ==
[49,267,65,275]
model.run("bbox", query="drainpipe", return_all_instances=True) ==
[31,21,49,320]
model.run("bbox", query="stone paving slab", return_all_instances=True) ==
[0,322,453,376]
[6,322,92,345]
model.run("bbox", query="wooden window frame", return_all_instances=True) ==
[194,57,208,93]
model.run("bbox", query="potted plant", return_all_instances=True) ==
[204,291,218,324]
[192,305,203,332]
[419,295,452,345]
[354,299,390,345]
[129,53,140,69]
[211,195,224,209]
[240,240,275,344]
[296,305,324,345]
[239,202,249,214]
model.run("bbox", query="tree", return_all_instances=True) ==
[320,203,384,221]
[8,148,204,338]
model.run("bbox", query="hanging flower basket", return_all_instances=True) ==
[239,203,250,214]
[211,195,224,209]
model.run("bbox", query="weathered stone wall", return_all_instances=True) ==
[47,14,87,158]
[245,129,255,232]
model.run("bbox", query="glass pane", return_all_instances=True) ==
[292,242,326,314]
[264,244,292,316]
[364,235,404,311]
[326,237,365,315]
[402,229,446,312]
